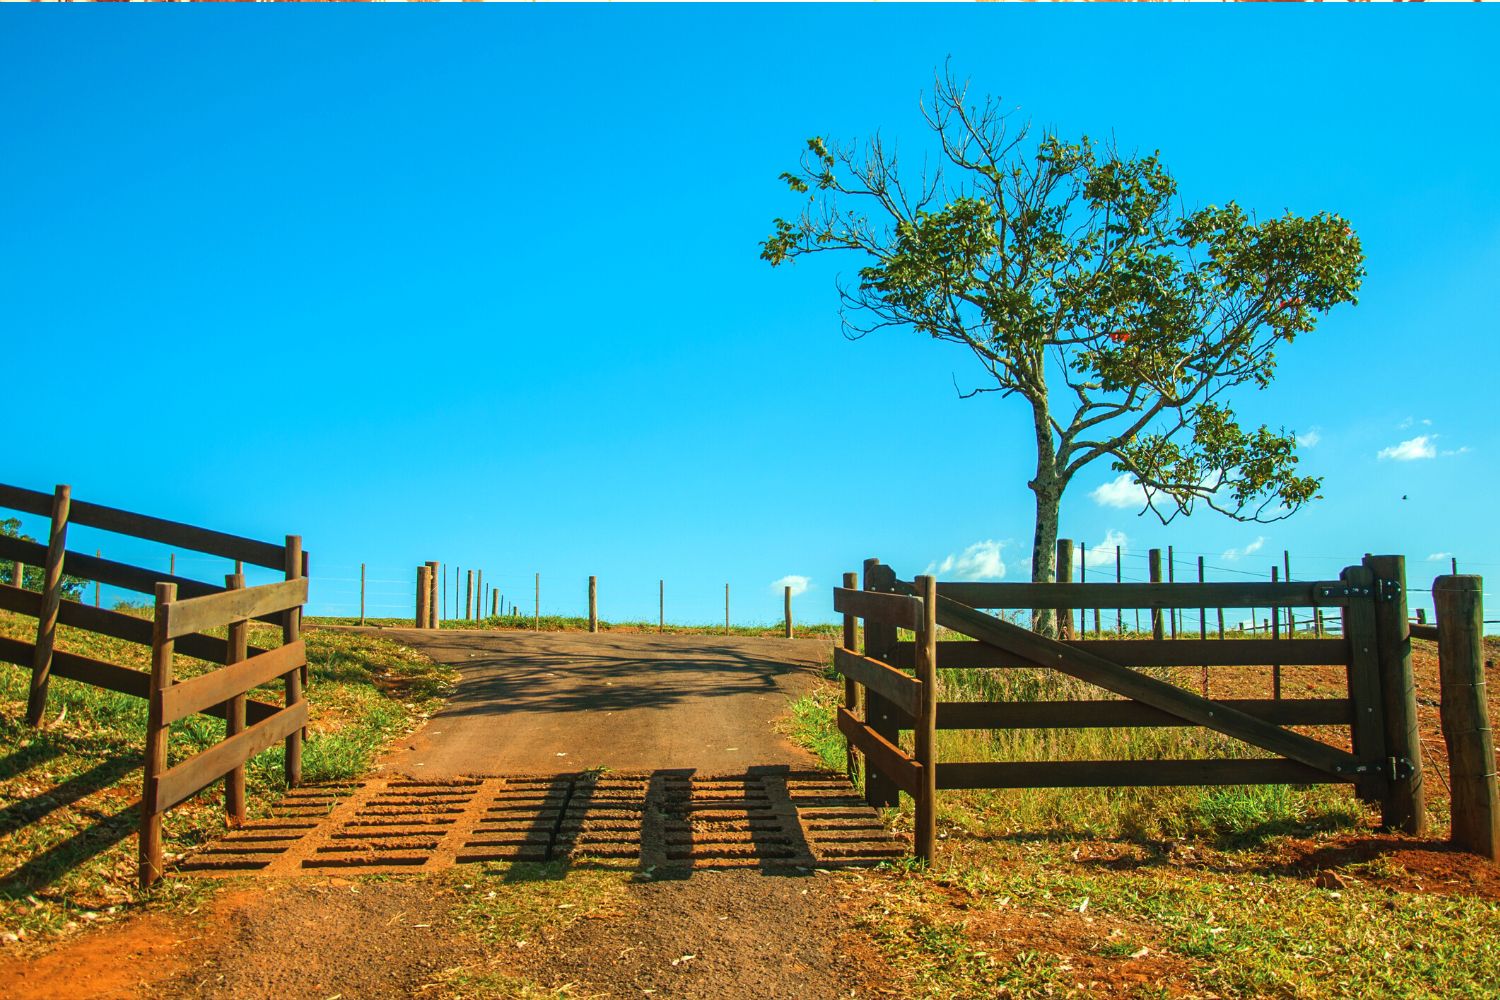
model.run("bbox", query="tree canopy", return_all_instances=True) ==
[764,76,1364,617]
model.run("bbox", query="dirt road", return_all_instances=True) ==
[366,628,832,776]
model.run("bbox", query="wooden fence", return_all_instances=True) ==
[836,554,1450,862]
[0,481,308,886]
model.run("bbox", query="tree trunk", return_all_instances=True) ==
[1028,396,1062,637]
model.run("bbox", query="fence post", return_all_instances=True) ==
[492,589,499,618]
[466,570,474,621]
[427,561,440,628]
[1433,575,1498,859]
[1340,565,1388,805]
[284,535,304,789]
[416,565,432,629]
[588,575,598,632]
[26,484,71,727]
[1115,544,1123,635]
[863,559,900,809]
[1056,539,1074,640]
[224,573,248,827]
[1198,556,1208,696]
[1363,554,1426,834]
[140,581,177,888]
[842,571,859,784]
[1168,544,1178,638]
[10,559,22,588]
[1148,548,1164,641]
[914,574,938,863]
[784,585,793,639]
[1271,566,1282,699]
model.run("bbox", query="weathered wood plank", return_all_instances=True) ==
[162,577,308,640]
[833,647,921,718]
[928,698,1352,730]
[153,700,309,814]
[890,637,1351,670]
[833,587,923,630]
[1408,622,1439,642]
[937,580,1350,610]
[923,593,1364,778]
[836,707,920,796]
[0,482,288,569]
[0,635,276,722]
[935,758,1342,789]
[159,640,306,725]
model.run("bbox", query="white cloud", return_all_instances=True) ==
[1222,536,1267,562]
[1084,529,1128,570]
[1297,428,1322,448]
[771,575,810,597]
[1378,435,1437,461]
[1426,552,1454,562]
[1441,445,1471,457]
[925,540,1008,581]
[1090,473,1148,509]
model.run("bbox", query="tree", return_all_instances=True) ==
[763,76,1364,632]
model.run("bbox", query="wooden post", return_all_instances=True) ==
[914,574,938,863]
[465,570,474,621]
[1056,539,1074,640]
[1148,548,1164,641]
[169,552,175,577]
[863,559,900,809]
[588,576,598,633]
[659,579,664,632]
[1341,564,1390,806]
[1271,566,1282,699]
[1198,556,1208,696]
[416,565,432,629]
[26,484,71,727]
[1417,608,1428,625]
[224,573,248,827]
[10,559,22,588]
[1363,554,1427,834]
[842,571,859,784]
[1452,556,1459,576]
[1433,575,1498,859]
[359,562,366,625]
[492,589,499,617]
[1284,550,1293,636]
[427,561,440,628]
[1314,606,1324,638]
[1168,545,1178,638]
[476,570,484,620]
[140,581,177,888]
[283,535,304,789]
[784,585,793,639]
[1115,545,1123,635]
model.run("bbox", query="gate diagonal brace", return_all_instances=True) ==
[892,579,1366,779]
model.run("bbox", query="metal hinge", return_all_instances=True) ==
[1387,756,1416,781]
[1375,578,1403,602]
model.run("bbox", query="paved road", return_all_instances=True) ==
[343,628,832,777]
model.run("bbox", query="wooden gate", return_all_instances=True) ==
[835,555,1426,862]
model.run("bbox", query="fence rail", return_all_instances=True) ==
[0,481,307,886]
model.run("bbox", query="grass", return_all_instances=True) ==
[309,613,844,639]
[0,605,456,944]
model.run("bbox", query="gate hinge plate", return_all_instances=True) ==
[1375,578,1403,602]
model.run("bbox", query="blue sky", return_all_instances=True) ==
[2,6,1497,625]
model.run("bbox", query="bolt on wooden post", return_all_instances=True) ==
[1433,574,1498,859]
[26,484,71,727]
[588,575,598,633]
